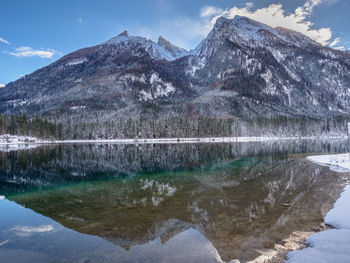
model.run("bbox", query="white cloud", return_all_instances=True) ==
[329,37,341,47]
[78,17,84,24]
[134,17,209,50]
[201,0,333,46]
[0,84,5,88]
[333,46,345,50]
[200,6,223,18]
[245,2,254,9]
[328,37,348,50]
[122,0,340,50]
[5,46,62,58]
[11,225,54,237]
[0,37,10,45]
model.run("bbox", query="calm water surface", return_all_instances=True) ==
[0,140,348,263]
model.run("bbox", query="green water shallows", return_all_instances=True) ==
[0,140,348,263]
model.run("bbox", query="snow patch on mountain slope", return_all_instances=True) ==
[70,106,86,110]
[269,49,286,63]
[150,72,162,84]
[284,66,301,82]
[66,58,88,66]
[139,73,175,101]
[186,57,206,76]
[139,90,153,101]
[261,69,278,95]
[283,86,292,106]
[120,74,147,84]
[6,99,27,108]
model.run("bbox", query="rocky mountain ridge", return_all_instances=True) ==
[1,15,350,122]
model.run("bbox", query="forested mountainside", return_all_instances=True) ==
[1,15,350,138]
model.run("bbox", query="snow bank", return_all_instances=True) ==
[307,153,350,172]
[0,134,347,151]
[287,229,350,263]
[286,155,350,263]
[324,185,350,229]
[0,134,45,144]
[49,136,345,145]
[0,134,49,152]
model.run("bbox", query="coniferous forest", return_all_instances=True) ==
[0,114,348,140]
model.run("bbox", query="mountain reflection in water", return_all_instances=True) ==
[0,140,348,263]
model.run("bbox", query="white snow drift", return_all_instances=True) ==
[286,154,350,263]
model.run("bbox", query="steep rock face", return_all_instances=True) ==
[157,36,189,59]
[1,15,350,120]
[104,31,189,61]
[189,16,350,117]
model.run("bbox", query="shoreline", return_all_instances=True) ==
[248,153,350,263]
[0,134,347,147]
[0,134,347,153]
[285,154,350,263]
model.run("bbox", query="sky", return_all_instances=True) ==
[0,0,349,86]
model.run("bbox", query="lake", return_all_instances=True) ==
[0,139,349,263]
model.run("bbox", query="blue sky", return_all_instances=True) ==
[0,0,349,85]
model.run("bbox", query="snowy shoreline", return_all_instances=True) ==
[0,134,347,151]
[286,154,350,263]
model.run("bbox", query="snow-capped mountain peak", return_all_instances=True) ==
[157,36,189,59]
[103,31,188,61]
[119,30,130,37]
[157,36,172,46]
[103,30,142,45]
[208,15,320,49]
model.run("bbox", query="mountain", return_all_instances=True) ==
[1,15,350,126]
[188,16,350,117]
[157,36,189,59]
[104,30,189,61]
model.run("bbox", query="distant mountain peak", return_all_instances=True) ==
[118,30,130,37]
[207,15,320,49]
[215,15,257,25]
[213,15,270,33]
[157,36,189,59]
[232,15,259,24]
[157,36,168,46]
[102,31,188,61]
[104,30,136,45]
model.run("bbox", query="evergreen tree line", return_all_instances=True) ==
[1,114,348,140]
[0,114,64,139]
[59,115,349,140]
